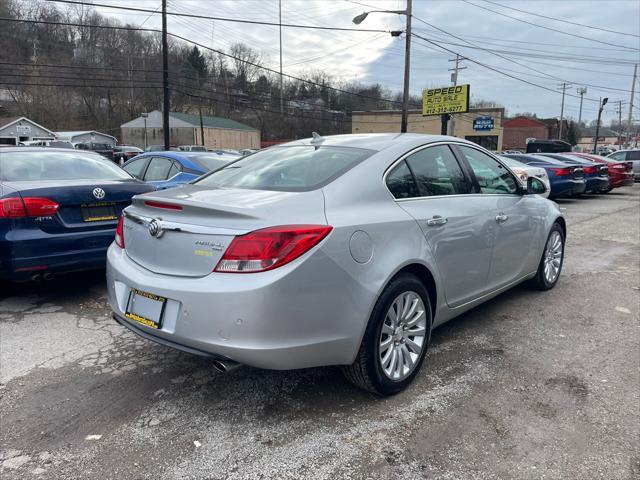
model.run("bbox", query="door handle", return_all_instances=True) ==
[495,213,508,223]
[426,215,448,226]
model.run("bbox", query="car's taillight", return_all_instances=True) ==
[611,163,626,169]
[549,167,572,176]
[214,225,332,273]
[583,166,596,174]
[144,200,183,211]
[0,197,59,218]
[115,215,125,248]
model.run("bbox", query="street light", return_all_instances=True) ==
[141,112,149,150]
[593,97,608,154]
[353,1,412,133]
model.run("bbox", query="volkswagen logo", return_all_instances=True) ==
[148,219,163,238]
[92,187,105,200]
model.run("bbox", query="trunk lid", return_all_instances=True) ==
[5,179,153,234]
[122,185,327,277]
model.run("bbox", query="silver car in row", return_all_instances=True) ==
[107,134,565,395]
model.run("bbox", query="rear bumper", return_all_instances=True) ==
[106,244,370,370]
[585,176,609,192]
[0,229,113,280]
[609,175,634,188]
[549,178,585,198]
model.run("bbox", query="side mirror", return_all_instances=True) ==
[527,176,547,195]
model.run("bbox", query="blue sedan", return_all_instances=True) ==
[122,151,237,189]
[535,153,609,194]
[503,154,587,199]
[0,148,154,281]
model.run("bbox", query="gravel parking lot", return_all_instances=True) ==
[1,186,638,480]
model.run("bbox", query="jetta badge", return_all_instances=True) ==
[92,187,105,200]
[148,219,163,238]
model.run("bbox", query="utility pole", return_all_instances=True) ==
[593,97,608,154]
[627,64,637,148]
[447,54,466,136]
[616,100,623,147]
[279,0,284,114]
[400,0,412,133]
[577,87,587,125]
[199,103,205,147]
[161,0,170,151]
[558,82,569,140]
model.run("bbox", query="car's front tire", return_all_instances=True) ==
[530,222,565,290]
[342,273,432,396]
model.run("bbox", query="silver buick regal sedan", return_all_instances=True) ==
[107,133,565,395]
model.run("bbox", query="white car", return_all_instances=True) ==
[499,155,550,198]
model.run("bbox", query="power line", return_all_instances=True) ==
[411,32,601,103]
[461,0,639,51]
[43,0,393,34]
[412,29,637,65]
[481,0,639,39]
[0,17,409,106]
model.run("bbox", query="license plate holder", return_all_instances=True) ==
[81,202,117,222]
[125,289,167,329]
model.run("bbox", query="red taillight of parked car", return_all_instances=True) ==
[115,215,125,248]
[0,197,59,218]
[583,166,596,174]
[214,225,333,273]
[548,167,573,176]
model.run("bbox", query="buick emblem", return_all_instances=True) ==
[148,219,163,238]
[92,187,105,200]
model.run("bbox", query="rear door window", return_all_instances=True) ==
[167,162,181,178]
[144,157,174,181]
[386,161,419,199]
[405,145,471,196]
[627,151,640,160]
[123,158,148,179]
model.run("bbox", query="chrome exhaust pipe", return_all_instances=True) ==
[43,273,54,281]
[31,274,43,282]
[212,359,241,373]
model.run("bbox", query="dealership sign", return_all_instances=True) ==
[473,116,494,131]
[422,84,470,116]
[16,125,31,134]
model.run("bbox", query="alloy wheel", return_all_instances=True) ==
[378,291,427,381]
[543,231,563,284]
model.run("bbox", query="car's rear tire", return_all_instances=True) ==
[341,273,432,396]
[530,222,564,291]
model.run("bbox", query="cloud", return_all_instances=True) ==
[96,0,640,123]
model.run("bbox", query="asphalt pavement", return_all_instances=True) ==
[1,186,639,479]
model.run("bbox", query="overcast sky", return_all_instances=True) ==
[92,0,640,125]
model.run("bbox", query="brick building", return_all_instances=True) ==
[503,116,549,151]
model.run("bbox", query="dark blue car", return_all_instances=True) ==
[535,153,609,194]
[503,154,586,199]
[121,151,237,189]
[0,148,154,281]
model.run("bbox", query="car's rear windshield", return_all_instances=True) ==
[0,151,132,181]
[195,145,375,191]
[189,154,234,172]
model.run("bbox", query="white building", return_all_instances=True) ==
[53,130,117,146]
[0,116,56,145]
